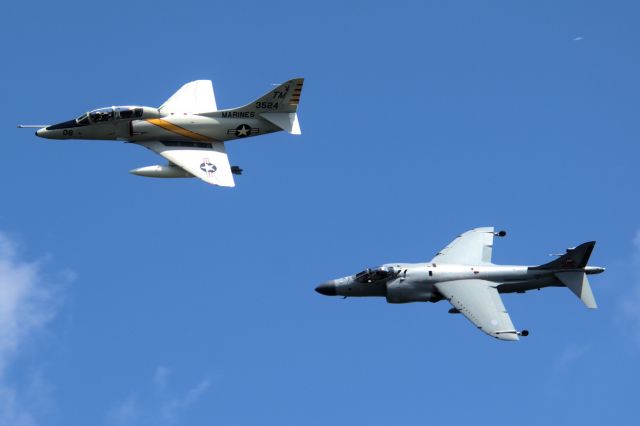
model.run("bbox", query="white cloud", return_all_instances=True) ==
[106,367,212,426]
[105,394,139,426]
[159,377,211,424]
[0,387,36,426]
[619,230,640,342]
[0,235,53,374]
[153,366,170,393]
[552,344,590,373]
[0,231,69,426]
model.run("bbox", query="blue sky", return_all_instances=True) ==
[1,1,639,424]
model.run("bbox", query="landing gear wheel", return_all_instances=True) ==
[520,330,529,337]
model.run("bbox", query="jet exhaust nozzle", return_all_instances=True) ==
[584,266,605,274]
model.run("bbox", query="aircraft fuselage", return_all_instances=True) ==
[317,263,605,303]
[35,106,280,143]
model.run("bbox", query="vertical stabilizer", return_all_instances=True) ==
[203,78,304,134]
[532,241,595,271]
[225,78,304,114]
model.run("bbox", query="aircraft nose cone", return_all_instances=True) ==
[315,281,337,296]
[36,128,45,137]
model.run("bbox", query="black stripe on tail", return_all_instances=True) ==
[530,241,596,270]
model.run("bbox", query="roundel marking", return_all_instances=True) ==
[200,160,217,175]
[235,124,251,137]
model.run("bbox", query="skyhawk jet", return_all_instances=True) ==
[19,78,304,187]
[315,227,605,341]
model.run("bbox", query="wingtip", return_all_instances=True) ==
[492,331,520,341]
[210,180,235,188]
[496,334,519,342]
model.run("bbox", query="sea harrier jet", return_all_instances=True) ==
[315,227,604,341]
[19,78,304,187]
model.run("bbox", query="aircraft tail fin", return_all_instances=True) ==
[555,271,598,309]
[531,241,596,271]
[215,78,304,134]
[231,78,304,114]
[530,241,598,309]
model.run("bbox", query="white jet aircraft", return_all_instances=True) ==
[315,227,605,341]
[19,78,304,187]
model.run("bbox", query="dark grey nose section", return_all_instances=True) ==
[315,281,337,296]
[46,119,79,130]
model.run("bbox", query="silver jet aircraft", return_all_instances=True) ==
[315,227,605,341]
[19,78,304,187]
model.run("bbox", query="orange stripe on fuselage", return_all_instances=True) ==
[146,118,211,141]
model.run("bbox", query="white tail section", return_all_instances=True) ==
[230,78,304,114]
[260,112,301,135]
[555,272,598,309]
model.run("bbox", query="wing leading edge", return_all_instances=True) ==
[137,141,235,187]
[435,279,519,341]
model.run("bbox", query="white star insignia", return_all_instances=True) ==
[237,125,250,136]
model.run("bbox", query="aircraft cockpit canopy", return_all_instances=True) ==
[354,266,395,283]
[75,106,144,125]
[89,108,114,122]
[115,106,144,119]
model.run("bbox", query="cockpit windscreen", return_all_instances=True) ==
[354,266,395,283]
[76,113,90,125]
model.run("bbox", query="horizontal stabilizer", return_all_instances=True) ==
[555,271,597,309]
[260,112,301,135]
